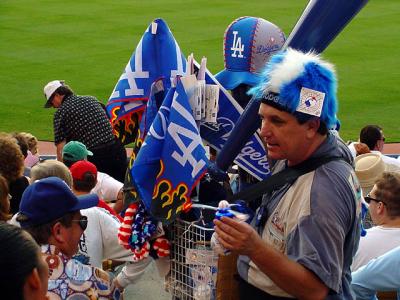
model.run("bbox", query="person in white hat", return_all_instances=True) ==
[43,80,127,182]
[352,171,400,272]
[214,48,361,299]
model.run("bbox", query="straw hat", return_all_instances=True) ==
[355,153,386,196]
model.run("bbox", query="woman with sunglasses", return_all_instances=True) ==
[352,172,400,271]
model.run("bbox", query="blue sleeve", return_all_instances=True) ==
[351,246,400,300]
[287,162,360,293]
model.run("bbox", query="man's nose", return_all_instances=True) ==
[260,122,271,138]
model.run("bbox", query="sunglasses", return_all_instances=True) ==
[71,215,88,231]
[365,194,386,206]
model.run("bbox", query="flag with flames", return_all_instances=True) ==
[131,78,208,224]
[106,18,186,145]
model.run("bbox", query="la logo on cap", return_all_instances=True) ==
[231,31,244,58]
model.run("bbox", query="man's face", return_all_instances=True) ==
[50,94,63,108]
[61,211,85,257]
[376,130,385,152]
[366,185,384,224]
[258,103,316,166]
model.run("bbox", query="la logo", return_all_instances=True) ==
[230,31,244,58]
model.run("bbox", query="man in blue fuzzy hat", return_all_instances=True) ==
[214,48,361,299]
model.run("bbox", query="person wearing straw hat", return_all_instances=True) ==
[352,170,400,272]
[355,153,387,197]
[214,49,361,299]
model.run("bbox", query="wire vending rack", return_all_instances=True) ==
[167,205,218,300]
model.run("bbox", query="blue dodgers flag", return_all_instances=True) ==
[131,80,208,224]
[106,18,186,145]
[123,79,167,207]
[198,65,271,180]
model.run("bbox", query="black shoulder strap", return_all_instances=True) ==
[228,156,343,203]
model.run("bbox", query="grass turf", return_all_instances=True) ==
[0,0,398,142]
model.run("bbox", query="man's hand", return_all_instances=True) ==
[55,140,66,161]
[214,217,263,257]
[113,277,124,295]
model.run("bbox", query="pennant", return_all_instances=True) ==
[131,79,208,224]
[106,18,187,145]
[198,63,271,180]
[123,79,167,208]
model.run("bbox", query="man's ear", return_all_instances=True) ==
[377,202,386,215]
[25,268,41,290]
[305,117,320,138]
[51,222,65,244]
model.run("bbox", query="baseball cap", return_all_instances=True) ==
[70,160,97,181]
[18,177,98,228]
[62,141,93,162]
[250,48,338,129]
[215,16,286,90]
[43,80,64,108]
[355,153,386,196]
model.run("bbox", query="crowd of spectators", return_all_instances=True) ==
[1,17,400,300]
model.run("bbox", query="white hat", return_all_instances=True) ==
[43,80,64,108]
[355,153,386,196]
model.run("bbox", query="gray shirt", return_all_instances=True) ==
[238,134,361,299]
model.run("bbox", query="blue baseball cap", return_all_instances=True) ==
[18,177,98,228]
[215,16,286,90]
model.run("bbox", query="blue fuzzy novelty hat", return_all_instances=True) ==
[249,48,338,129]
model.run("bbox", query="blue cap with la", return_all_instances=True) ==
[215,16,286,90]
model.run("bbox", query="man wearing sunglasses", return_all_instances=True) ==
[17,177,122,299]
[352,171,400,272]
[359,125,400,171]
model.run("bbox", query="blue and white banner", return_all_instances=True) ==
[106,18,186,144]
[199,65,271,180]
[131,80,208,224]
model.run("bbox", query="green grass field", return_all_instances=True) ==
[0,0,399,142]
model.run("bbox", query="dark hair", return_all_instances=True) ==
[0,175,11,221]
[231,84,252,109]
[360,125,382,150]
[73,172,96,192]
[22,211,75,245]
[0,223,41,299]
[63,159,75,168]
[375,172,400,218]
[49,84,74,103]
[263,101,328,135]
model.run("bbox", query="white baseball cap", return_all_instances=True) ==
[43,80,64,108]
